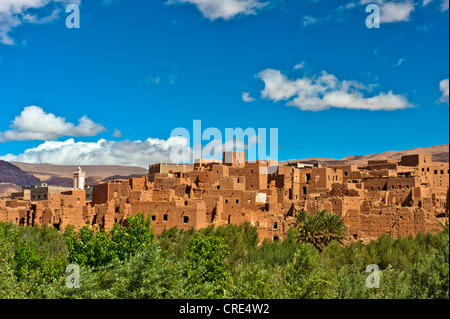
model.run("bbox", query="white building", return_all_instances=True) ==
[73,166,86,190]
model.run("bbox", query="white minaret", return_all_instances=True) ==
[73,165,86,190]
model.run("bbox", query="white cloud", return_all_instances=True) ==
[0,135,258,167]
[440,78,449,103]
[0,106,105,142]
[0,129,261,166]
[100,0,120,6]
[257,68,413,111]
[302,15,319,27]
[294,62,307,70]
[113,129,123,138]
[424,0,450,10]
[0,137,191,167]
[380,1,415,23]
[394,58,406,67]
[0,0,80,45]
[301,2,357,27]
[242,92,256,102]
[167,0,268,20]
[140,63,180,87]
[387,0,449,12]
[360,0,415,23]
[0,0,49,12]
[141,75,177,86]
[306,0,448,27]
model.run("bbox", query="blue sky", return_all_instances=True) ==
[0,0,448,167]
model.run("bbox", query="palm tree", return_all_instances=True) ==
[294,210,347,251]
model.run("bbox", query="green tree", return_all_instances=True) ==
[283,242,335,299]
[293,210,347,251]
[110,212,154,260]
[201,223,259,270]
[226,262,285,299]
[13,240,67,295]
[186,233,231,296]
[64,212,154,268]
[16,224,68,258]
[64,225,115,267]
[409,231,449,299]
[245,238,298,267]
[0,222,27,298]
[41,242,189,299]
[158,227,196,259]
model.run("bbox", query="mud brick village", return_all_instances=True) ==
[1,151,449,243]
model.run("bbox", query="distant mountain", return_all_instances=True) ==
[0,160,41,187]
[11,162,149,187]
[0,183,22,198]
[39,175,106,188]
[282,144,449,166]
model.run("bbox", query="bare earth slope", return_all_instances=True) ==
[283,144,449,166]
[0,160,41,186]
[0,183,22,198]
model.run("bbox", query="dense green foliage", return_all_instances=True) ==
[186,234,231,293]
[64,213,154,267]
[0,222,67,296]
[0,213,448,299]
